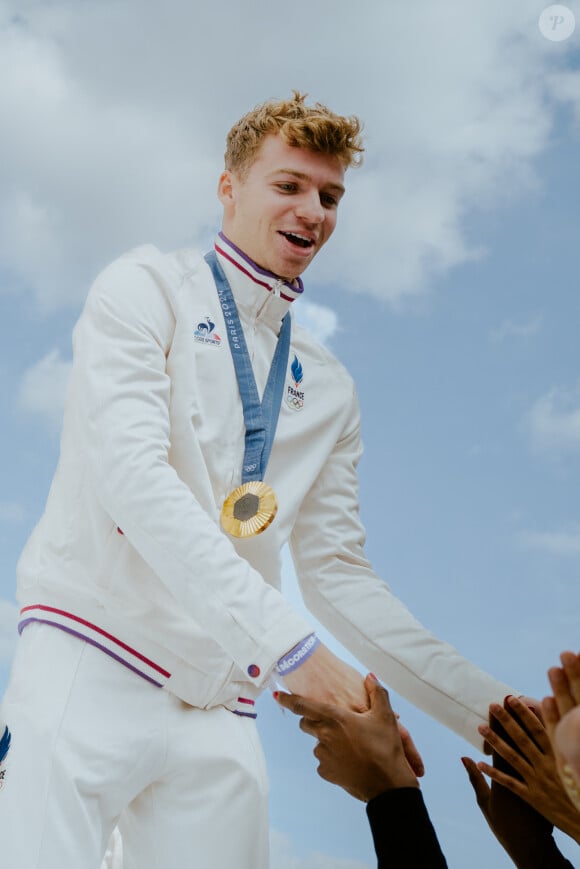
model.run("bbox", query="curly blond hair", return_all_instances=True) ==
[225,91,364,176]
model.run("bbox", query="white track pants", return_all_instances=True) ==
[0,624,270,869]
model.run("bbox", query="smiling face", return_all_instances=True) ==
[218,134,346,280]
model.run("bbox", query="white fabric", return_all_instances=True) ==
[0,625,269,869]
[16,238,513,739]
[101,829,123,869]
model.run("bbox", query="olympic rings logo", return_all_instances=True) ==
[286,395,304,411]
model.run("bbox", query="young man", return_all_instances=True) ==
[0,93,514,868]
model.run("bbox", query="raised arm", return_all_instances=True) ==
[290,386,515,746]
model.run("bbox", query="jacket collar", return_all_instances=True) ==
[214,233,302,330]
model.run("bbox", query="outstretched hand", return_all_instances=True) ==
[475,696,580,843]
[542,650,580,810]
[275,673,423,801]
[462,754,554,869]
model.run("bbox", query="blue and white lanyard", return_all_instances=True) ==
[204,251,291,484]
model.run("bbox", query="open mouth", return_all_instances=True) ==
[279,231,315,250]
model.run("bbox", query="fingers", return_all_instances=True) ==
[480,699,549,770]
[364,674,408,731]
[554,706,580,776]
[476,759,526,799]
[542,696,560,742]
[518,695,544,724]
[298,716,323,738]
[548,667,575,718]
[274,690,346,745]
[364,674,400,728]
[502,696,551,754]
[478,711,532,778]
[560,651,580,704]
[365,673,389,712]
[398,721,424,778]
[462,756,491,812]
[363,674,426,778]
[478,722,526,777]
[274,690,334,722]
[543,651,580,738]
[311,741,339,787]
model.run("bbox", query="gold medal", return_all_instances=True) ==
[221,481,278,538]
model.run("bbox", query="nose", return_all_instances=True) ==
[295,190,325,224]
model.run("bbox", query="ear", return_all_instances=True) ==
[217,170,235,208]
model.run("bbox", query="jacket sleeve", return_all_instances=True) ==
[366,789,575,869]
[73,250,313,684]
[289,383,515,746]
[366,789,448,868]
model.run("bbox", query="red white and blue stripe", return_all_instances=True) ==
[19,604,171,688]
[215,233,304,303]
[232,696,257,719]
[18,604,259,717]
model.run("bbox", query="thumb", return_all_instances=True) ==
[462,756,490,813]
[365,674,424,778]
[365,673,392,717]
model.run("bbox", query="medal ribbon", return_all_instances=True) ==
[205,251,291,484]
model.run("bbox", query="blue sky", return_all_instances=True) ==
[1,1,580,866]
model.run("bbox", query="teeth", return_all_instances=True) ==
[282,232,313,248]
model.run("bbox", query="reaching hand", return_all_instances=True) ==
[475,696,580,844]
[275,673,422,801]
[462,754,554,869]
[542,650,580,811]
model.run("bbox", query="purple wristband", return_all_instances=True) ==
[276,634,320,675]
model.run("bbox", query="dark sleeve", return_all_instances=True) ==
[365,787,448,869]
[534,837,576,869]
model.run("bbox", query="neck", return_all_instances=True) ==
[216,233,304,302]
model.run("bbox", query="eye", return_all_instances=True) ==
[320,192,338,208]
[276,182,298,193]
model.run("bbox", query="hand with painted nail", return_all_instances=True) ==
[462,752,562,869]
[475,697,580,844]
[275,673,422,801]
[542,650,580,811]
[277,677,447,867]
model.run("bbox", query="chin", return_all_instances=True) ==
[283,257,314,279]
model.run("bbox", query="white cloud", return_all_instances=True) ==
[0,0,578,307]
[295,302,340,347]
[0,600,19,667]
[490,314,542,342]
[0,5,220,308]
[271,830,370,869]
[546,68,580,126]
[0,502,25,522]
[528,381,580,453]
[17,349,71,429]
[519,523,580,557]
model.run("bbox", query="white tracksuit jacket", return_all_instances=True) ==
[16,234,512,743]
